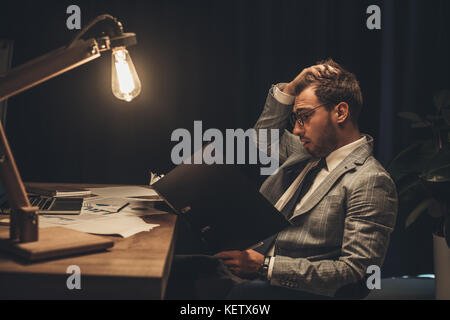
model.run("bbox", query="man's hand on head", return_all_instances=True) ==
[215,249,264,278]
[284,64,339,96]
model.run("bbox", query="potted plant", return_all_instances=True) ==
[387,90,450,300]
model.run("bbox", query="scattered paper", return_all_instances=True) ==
[82,197,166,217]
[62,216,158,238]
[38,186,165,238]
[83,197,131,214]
[39,213,159,238]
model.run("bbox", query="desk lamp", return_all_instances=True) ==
[0,14,141,261]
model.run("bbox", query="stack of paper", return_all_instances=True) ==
[86,186,159,199]
[26,185,92,197]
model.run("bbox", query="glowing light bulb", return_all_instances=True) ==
[111,47,141,102]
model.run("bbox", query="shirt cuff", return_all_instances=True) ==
[267,256,275,281]
[273,83,295,105]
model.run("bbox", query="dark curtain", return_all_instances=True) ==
[1,0,449,276]
[1,0,384,184]
[379,0,450,277]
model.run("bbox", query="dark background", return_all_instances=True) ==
[1,0,450,277]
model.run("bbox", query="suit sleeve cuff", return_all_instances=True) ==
[273,83,295,105]
[267,256,275,281]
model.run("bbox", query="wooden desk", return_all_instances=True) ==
[0,183,177,299]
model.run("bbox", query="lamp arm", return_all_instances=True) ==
[0,14,137,103]
[68,14,124,49]
[0,39,101,103]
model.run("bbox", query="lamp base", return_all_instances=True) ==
[0,226,114,261]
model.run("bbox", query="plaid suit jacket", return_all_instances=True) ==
[255,87,398,297]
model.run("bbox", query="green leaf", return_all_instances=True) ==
[387,143,421,173]
[443,109,450,126]
[411,121,432,128]
[433,90,450,112]
[387,141,436,181]
[427,200,443,218]
[425,115,442,121]
[398,112,424,123]
[405,198,439,228]
[398,179,421,198]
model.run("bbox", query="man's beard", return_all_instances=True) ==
[306,114,338,158]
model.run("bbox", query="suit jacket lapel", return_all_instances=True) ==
[289,136,374,221]
[260,152,312,205]
[282,154,312,189]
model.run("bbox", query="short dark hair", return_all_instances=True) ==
[295,58,363,126]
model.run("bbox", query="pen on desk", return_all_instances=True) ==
[247,242,264,250]
[116,202,130,213]
[102,202,130,215]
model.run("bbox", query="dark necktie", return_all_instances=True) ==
[254,158,327,255]
[280,157,327,219]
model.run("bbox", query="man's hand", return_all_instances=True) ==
[215,250,264,278]
[284,64,339,96]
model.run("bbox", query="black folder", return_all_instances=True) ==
[152,164,290,254]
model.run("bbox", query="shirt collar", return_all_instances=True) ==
[324,136,367,172]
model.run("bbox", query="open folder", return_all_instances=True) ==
[152,164,291,254]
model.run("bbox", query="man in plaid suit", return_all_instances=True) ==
[216,59,398,299]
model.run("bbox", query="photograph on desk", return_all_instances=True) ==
[0,0,449,305]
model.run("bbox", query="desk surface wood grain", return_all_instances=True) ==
[0,183,177,299]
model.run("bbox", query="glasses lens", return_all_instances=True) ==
[290,113,297,127]
[290,112,303,127]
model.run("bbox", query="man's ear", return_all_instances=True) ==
[335,102,350,123]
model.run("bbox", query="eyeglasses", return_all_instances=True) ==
[290,103,329,128]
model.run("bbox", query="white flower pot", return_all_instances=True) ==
[433,233,450,300]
